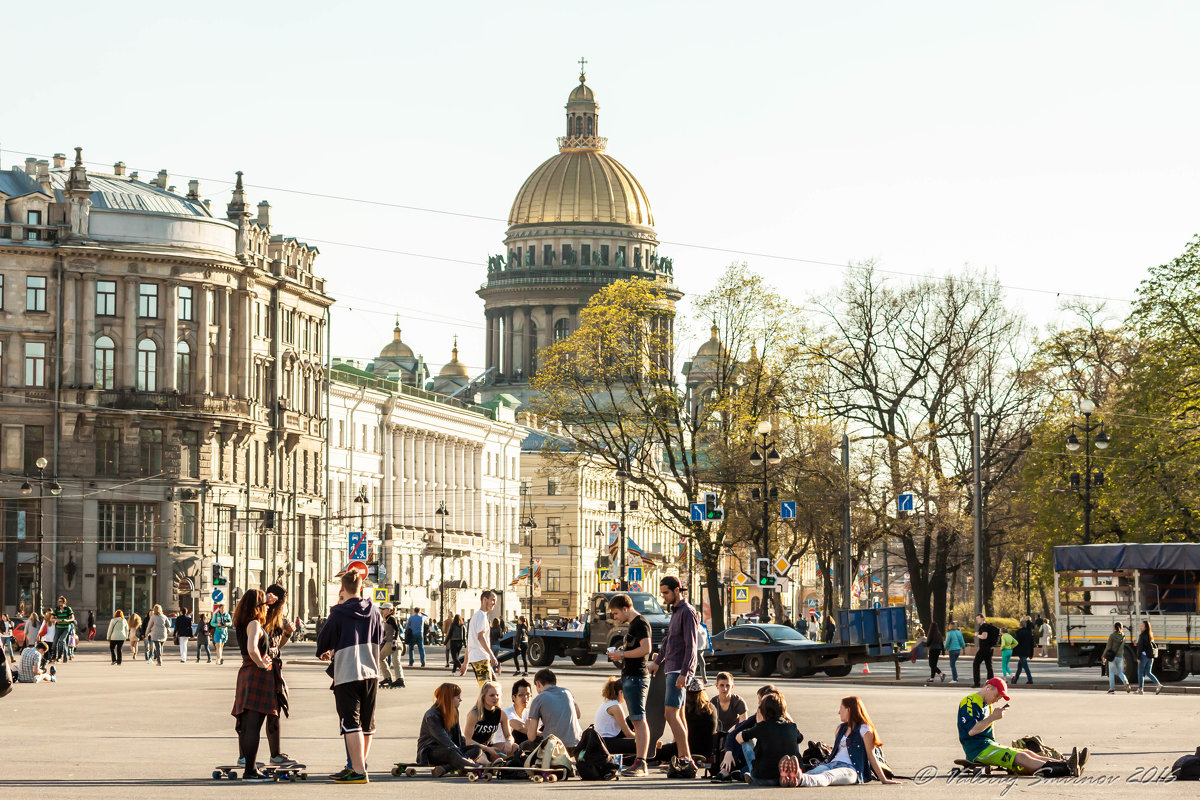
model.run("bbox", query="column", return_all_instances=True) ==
[195,287,210,395]
[485,311,495,373]
[121,277,138,389]
[544,304,557,352]
[218,287,232,396]
[454,442,465,533]
[414,432,426,528]
[60,274,77,387]
[473,446,484,539]
[522,307,533,377]
[503,309,514,377]
[382,424,394,525]
[163,280,178,391]
[390,428,402,526]
[81,277,96,387]
[235,290,252,398]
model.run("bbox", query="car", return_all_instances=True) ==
[707,623,841,678]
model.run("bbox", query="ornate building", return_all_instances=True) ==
[0,152,331,622]
[479,68,682,404]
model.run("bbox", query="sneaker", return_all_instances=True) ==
[1155,685,1163,695]
[1078,747,1090,773]
[332,771,368,784]
[778,755,801,788]
[327,767,354,780]
[396,680,406,688]
[271,755,297,767]
[1137,688,1144,694]
[1107,689,1115,694]
[1067,747,1080,777]
[1125,684,1132,693]
[243,771,272,783]
[238,757,246,767]
[742,771,754,785]
[621,759,648,777]
[379,679,392,688]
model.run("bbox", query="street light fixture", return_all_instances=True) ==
[435,502,449,625]
[1065,397,1109,544]
[614,465,630,591]
[750,418,783,621]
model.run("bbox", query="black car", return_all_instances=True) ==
[708,623,853,678]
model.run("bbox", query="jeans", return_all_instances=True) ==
[799,763,859,787]
[514,643,529,673]
[196,639,211,661]
[109,640,124,664]
[150,640,163,665]
[1,637,14,662]
[664,671,685,707]
[408,636,426,666]
[178,637,190,662]
[52,631,70,662]
[425,743,483,770]
[1138,654,1161,689]
[1014,656,1033,683]
[740,742,769,785]
[449,641,464,670]
[1108,655,1129,690]
[621,675,648,720]
[948,650,961,681]
[928,648,943,679]
[972,649,994,686]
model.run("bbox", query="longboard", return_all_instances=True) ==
[212,763,307,781]
[468,765,571,782]
[949,759,1023,778]
[390,762,468,778]
[212,763,261,780]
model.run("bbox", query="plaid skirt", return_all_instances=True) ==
[231,658,278,717]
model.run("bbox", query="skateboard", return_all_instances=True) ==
[467,765,570,782]
[390,762,466,778]
[644,668,668,747]
[949,759,1017,778]
[212,763,308,781]
[212,763,261,780]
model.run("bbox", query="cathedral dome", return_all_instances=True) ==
[508,150,653,227]
[695,325,725,357]
[438,341,470,379]
[379,320,414,359]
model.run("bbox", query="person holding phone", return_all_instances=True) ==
[957,678,1084,776]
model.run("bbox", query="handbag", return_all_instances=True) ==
[1103,649,1115,661]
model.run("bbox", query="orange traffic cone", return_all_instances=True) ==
[861,663,870,674]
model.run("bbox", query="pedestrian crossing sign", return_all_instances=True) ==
[734,587,749,602]
[372,588,389,603]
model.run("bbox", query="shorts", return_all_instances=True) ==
[333,679,377,735]
[469,659,495,686]
[621,675,648,720]
[664,671,684,708]
[973,743,1019,771]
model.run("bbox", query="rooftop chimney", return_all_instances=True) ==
[113,161,126,176]
[52,153,67,168]
[156,169,169,189]
[167,185,177,194]
[24,157,37,175]
[36,160,50,181]
[130,171,139,181]
[187,180,200,200]
[256,200,271,229]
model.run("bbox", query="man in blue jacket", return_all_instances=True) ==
[317,571,383,784]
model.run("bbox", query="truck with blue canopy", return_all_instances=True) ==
[1053,543,1200,682]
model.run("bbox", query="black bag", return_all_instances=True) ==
[0,654,13,698]
[801,740,832,769]
[1172,748,1200,781]
[575,726,619,781]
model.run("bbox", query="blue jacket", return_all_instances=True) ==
[944,629,966,653]
[828,722,881,783]
[316,597,383,685]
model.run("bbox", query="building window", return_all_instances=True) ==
[547,477,560,496]
[581,244,591,265]
[94,336,116,390]
[0,274,4,310]
[255,302,262,336]
[543,244,554,266]
[180,503,197,547]
[24,342,46,387]
[96,280,116,316]
[26,276,46,312]
[546,516,561,546]
[178,285,193,321]
[337,420,344,448]
[26,210,42,240]
[96,426,120,475]
[554,319,570,341]
[181,430,200,478]
[207,289,217,325]
[176,341,191,393]
[22,425,44,475]
[600,244,610,266]
[98,502,156,551]
[136,339,157,391]
[547,569,562,593]
[302,450,309,493]
[138,283,158,318]
[139,428,163,476]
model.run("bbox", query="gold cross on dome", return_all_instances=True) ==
[578,57,587,78]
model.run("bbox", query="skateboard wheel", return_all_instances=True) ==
[469,773,479,782]
[229,772,240,781]
[392,767,402,777]
[548,774,558,782]
[212,770,222,780]
[406,767,418,777]
[532,775,543,783]
[300,773,308,780]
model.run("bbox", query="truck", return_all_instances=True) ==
[1054,543,1200,682]
[510,592,671,667]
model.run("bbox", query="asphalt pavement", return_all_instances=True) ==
[1,640,1196,798]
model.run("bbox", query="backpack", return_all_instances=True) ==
[574,726,619,781]
[0,655,13,698]
[801,740,832,769]
[1172,748,1200,781]
[1011,735,1064,762]
[522,734,575,779]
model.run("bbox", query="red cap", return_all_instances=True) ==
[985,677,1011,700]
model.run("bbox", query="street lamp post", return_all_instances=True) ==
[21,457,62,612]
[435,502,449,625]
[1065,398,1110,544]
[615,466,629,591]
[1024,550,1033,618]
[749,419,782,621]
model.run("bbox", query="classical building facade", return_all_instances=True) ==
[0,152,331,621]
[330,361,525,623]
[478,70,682,403]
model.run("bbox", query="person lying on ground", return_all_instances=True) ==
[958,677,1086,777]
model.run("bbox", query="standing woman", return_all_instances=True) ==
[195,613,212,663]
[263,584,298,767]
[926,624,946,683]
[145,604,170,666]
[106,610,129,665]
[127,612,142,660]
[139,611,152,661]
[1136,620,1163,695]
[230,589,277,782]
[87,610,97,641]
[513,616,530,676]
[447,614,466,673]
[211,603,232,665]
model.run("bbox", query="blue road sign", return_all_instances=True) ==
[349,531,367,560]
[690,503,705,522]
[781,501,796,519]
[599,568,611,582]
[628,567,643,583]
[873,600,881,609]
[212,589,225,604]
[897,493,914,513]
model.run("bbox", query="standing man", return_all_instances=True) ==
[973,613,1000,688]
[51,597,75,664]
[378,604,405,689]
[316,570,383,784]
[607,594,651,776]
[406,607,427,668]
[460,590,500,686]
[648,576,700,777]
[175,606,194,663]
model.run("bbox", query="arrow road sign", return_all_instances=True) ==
[780,501,796,519]
[211,589,224,604]
[690,503,705,522]
[897,493,914,513]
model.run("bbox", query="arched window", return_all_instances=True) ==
[586,116,593,136]
[94,336,115,390]
[575,116,583,136]
[176,340,192,393]
[137,339,158,391]
[554,318,571,341]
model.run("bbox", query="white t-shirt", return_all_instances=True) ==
[467,609,490,663]
[832,724,871,766]
[494,703,528,744]
[594,700,623,738]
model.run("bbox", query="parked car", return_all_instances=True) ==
[707,623,844,678]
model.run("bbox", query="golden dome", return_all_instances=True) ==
[508,150,653,227]
[696,325,724,357]
[438,340,470,379]
[379,319,414,359]
[569,80,595,102]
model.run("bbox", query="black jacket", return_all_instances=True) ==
[174,614,194,638]
[1136,630,1156,658]
[1014,624,1034,658]
[976,622,1001,652]
[417,706,467,762]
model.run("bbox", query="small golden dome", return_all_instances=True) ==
[508,150,653,227]
[439,340,470,379]
[379,319,414,359]
[569,79,595,103]
[696,325,724,357]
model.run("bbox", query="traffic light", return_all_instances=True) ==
[703,492,724,521]
[756,557,776,587]
[212,564,227,587]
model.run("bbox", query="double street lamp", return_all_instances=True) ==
[435,502,449,625]
[749,419,781,621]
[21,457,62,612]
[1065,398,1110,544]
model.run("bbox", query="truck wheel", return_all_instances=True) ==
[528,637,554,667]
[777,652,806,679]
[1157,650,1188,682]
[823,665,853,678]
[571,654,598,667]
[743,653,776,678]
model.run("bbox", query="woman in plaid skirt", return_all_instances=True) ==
[230,589,277,782]
[263,584,297,767]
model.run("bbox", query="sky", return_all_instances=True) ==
[6,1,1199,375]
